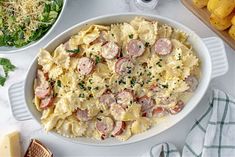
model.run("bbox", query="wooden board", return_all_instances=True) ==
[181,0,235,50]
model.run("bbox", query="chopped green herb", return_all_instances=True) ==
[89,79,93,84]
[79,93,85,98]
[128,34,133,39]
[147,72,152,76]
[176,66,180,69]
[146,79,151,84]
[156,61,162,67]
[145,42,150,47]
[57,80,61,87]
[130,78,136,87]
[178,54,182,60]
[111,33,114,37]
[78,81,86,90]
[66,48,80,53]
[95,56,101,64]
[161,84,168,89]
[118,79,126,85]
[0,76,6,86]
[87,86,91,90]
[94,86,99,90]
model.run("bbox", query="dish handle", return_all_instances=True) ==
[8,81,32,121]
[202,37,228,79]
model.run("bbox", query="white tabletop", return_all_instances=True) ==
[0,0,235,156]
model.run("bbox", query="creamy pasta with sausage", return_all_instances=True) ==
[33,17,200,141]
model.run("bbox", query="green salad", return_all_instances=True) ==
[0,0,63,48]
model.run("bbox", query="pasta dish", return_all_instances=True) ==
[33,17,200,141]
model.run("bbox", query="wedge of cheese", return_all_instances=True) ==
[0,131,22,157]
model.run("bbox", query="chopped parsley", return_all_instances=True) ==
[79,93,85,98]
[118,79,126,85]
[94,86,99,90]
[111,33,114,37]
[0,76,6,86]
[89,79,93,84]
[78,81,86,90]
[95,56,101,64]
[87,86,91,90]
[177,54,182,60]
[147,72,152,76]
[156,61,162,67]
[161,84,168,89]
[57,80,61,87]
[130,78,136,87]
[176,66,180,69]
[145,42,150,47]
[128,34,133,39]
[66,48,80,53]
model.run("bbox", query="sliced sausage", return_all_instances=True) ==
[138,96,155,113]
[35,82,51,99]
[101,41,119,59]
[96,117,114,135]
[153,38,172,55]
[76,109,91,121]
[168,100,185,115]
[40,94,54,109]
[115,57,134,75]
[116,90,134,107]
[152,107,168,118]
[111,121,126,136]
[99,93,116,107]
[185,75,198,92]
[110,104,126,120]
[77,57,94,75]
[127,39,145,57]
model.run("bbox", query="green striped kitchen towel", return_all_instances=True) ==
[142,89,235,157]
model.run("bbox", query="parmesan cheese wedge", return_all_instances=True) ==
[0,131,22,157]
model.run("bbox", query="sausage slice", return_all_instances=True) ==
[127,39,145,58]
[101,41,119,59]
[153,38,172,55]
[77,57,94,75]
[115,58,134,75]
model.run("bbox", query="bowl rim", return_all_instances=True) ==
[24,12,212,147]
[0,0,68,54]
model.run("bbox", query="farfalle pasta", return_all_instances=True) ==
[33,17,200,141]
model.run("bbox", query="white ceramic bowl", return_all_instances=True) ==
[8,13,228,146]
[0,0,67,54]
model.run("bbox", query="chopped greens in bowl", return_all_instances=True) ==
[0,0,64,51]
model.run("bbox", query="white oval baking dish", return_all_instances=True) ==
[8,13,228,146]
[0,0,68,54]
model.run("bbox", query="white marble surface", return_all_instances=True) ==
[0,0,235,156]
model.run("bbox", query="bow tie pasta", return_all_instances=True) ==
[33,17,200,141]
